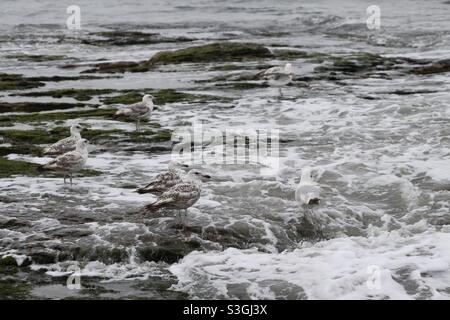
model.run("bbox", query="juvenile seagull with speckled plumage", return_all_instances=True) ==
[135,161,190,195]
[142,169,211,225]
[42,124,83,156]
[39,139,89,186]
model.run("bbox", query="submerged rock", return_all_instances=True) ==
[83,42,273,73]
[410,59,450,75]
[0,101,89,113]
[149,42,273,64]
[81,31,194,46]
[0,73,45,91]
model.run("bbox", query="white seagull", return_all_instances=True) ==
[39,138,89,186]
[114,94,154,132]
[42,124,83,156]
[136,160,190,195]
[295,167,320,205]
[143,169,211,226]
[259,63,293,96]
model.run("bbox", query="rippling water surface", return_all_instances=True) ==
[0,0,449,299]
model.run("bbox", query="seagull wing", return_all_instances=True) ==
[43,136,78,155]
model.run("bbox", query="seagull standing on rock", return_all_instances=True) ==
[136,160,190,195]
[259,63,293,97]
[114,94,154,132]
[39,138,89,186]
[42,124,83,156]
[142,169,211,226]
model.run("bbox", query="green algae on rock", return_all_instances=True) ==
[0,73,45,91]
[0,280,31,299]
[101,89,230,105]
[410,59,450,75]
[0,157,103,179]
[83,42,273,73]
[15,88,116,101]
[0,102,90,113]
[149,42,273,64]
[0,108,116,124]
[0,157,40,178]
[81,31,194,46]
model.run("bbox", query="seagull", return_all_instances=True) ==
[42,124,83,156]
[258,63,293,96]
[136,160,190,195]
[39,138,89,186]
[142,169,211,226]
[114,94,154,132]
[295,167,326,241]
[295,167,320,205]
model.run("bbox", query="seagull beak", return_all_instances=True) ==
[202,174,212,179]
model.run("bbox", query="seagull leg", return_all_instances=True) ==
[64,175,67,184]
[279,88,283,97]
[69,174,73,187]
[136,119,141,133]
[183,210,188,226]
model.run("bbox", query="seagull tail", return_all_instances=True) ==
[41,147,58,156]
[144,201,163,212]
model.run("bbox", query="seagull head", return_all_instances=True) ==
[76,138,89,151]
[300,167,313,183]
[143,94,154,102]
[70,123,83,136]
[142,94,155,110]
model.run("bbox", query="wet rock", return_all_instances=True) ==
[101,89,230,106]
[410,59,450,75]
[82,60,149,74]
[0,215,31,228]
[81,31,194,46]
[0,196,19,204]
[5,53,67,62]
[83,42,273,73]
[0,73,45,91]
[137,238,202,263]
[273,49,309,60]
[67,246,128,264]
[149,42,273,64]
[0,280,31,299]
[0,158,40,178]
[29,249,58,264]
[47,227,94,239]
[0,157,102,178]
[0,102,92,113]
[14,89,115,101]
[0,256,19,267]
[0,108,115,124]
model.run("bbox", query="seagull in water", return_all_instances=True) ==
[114,94,154,132]
[295,167,320,205]
[42,124,83,156]
[258,63,293,97]
[142,169,211,226]
[295,167,326,240]
[136,160,190,195]
[39,139,89,186]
